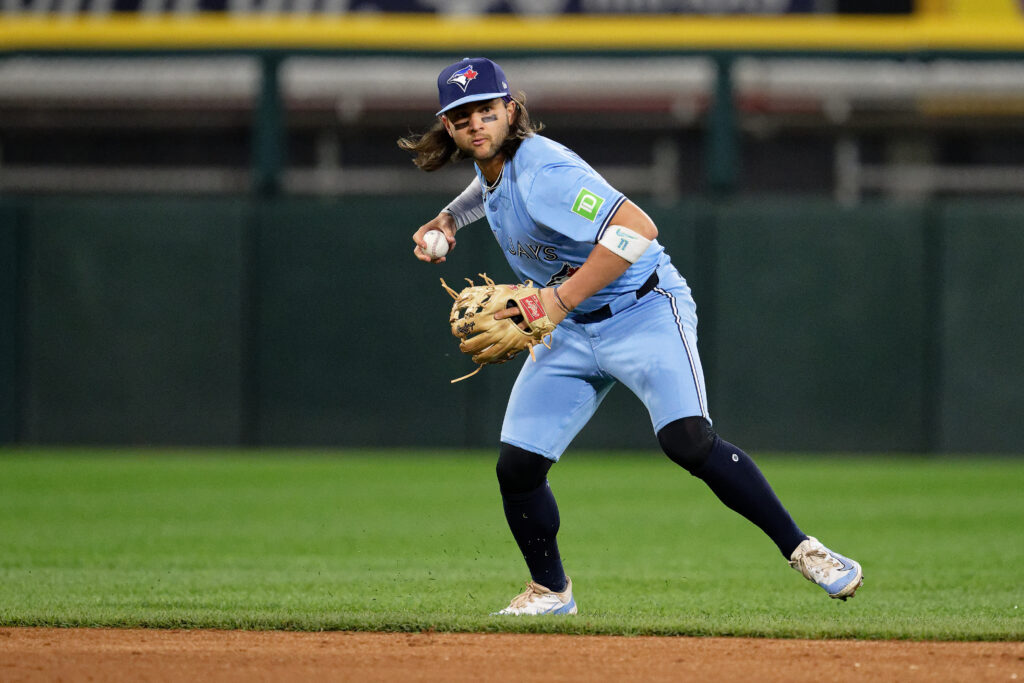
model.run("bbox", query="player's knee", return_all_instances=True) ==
[496,443,553,496]
[658,416,716,474]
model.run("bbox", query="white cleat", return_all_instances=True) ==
[789,536,864,601]
[494,578,578,615]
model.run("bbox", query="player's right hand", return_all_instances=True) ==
[412,212,457,263]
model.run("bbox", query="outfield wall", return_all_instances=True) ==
[0,196,1020,453]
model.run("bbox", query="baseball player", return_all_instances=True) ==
[399,58,863,615]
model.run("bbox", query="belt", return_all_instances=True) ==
[570,271,660,324]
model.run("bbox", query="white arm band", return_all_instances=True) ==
[442,178,485,231]
[597,225,653,264]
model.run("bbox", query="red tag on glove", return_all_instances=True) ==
[519,294,545,323]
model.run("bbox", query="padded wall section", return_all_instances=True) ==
[709,201,929,452]
[22,198,247,444]
[939,202,1024,453]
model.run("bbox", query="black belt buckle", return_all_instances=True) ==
[572,271,659,325]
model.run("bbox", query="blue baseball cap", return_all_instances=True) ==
[436,58,510,117]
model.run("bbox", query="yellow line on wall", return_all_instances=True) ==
[2,14,1024,52]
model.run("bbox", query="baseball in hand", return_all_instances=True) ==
[422,230,450,259]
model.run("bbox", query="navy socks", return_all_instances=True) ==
[501,481,567,592]
[498,437,803,587]
[694,437,807,558]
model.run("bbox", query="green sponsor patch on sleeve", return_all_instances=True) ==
[571,187,605,222]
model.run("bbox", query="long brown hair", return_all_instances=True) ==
[397,94,543,172]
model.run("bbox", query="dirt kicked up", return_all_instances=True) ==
[1,628,1021,682]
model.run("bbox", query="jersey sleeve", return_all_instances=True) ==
[524,163,626,243]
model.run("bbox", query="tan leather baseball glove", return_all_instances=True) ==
[441,274,556,383]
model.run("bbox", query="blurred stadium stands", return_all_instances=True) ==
[1,0,1022,200]
[1,54,1023,200]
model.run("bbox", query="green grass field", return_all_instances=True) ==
[0,449,1021,640]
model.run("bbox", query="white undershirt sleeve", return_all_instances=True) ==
[442,177,486,231]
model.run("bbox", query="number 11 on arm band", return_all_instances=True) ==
[597,224,652,264]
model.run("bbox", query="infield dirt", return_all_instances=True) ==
[1,628,1021,682]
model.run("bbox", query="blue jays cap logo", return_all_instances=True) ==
[436,58,511,117]
[447,65,479,93]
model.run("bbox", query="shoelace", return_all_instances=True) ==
[507,581,548,609]
[796,548,843,582]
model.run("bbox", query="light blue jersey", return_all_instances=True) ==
[474,135,668,315]
[458,136,710,460]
